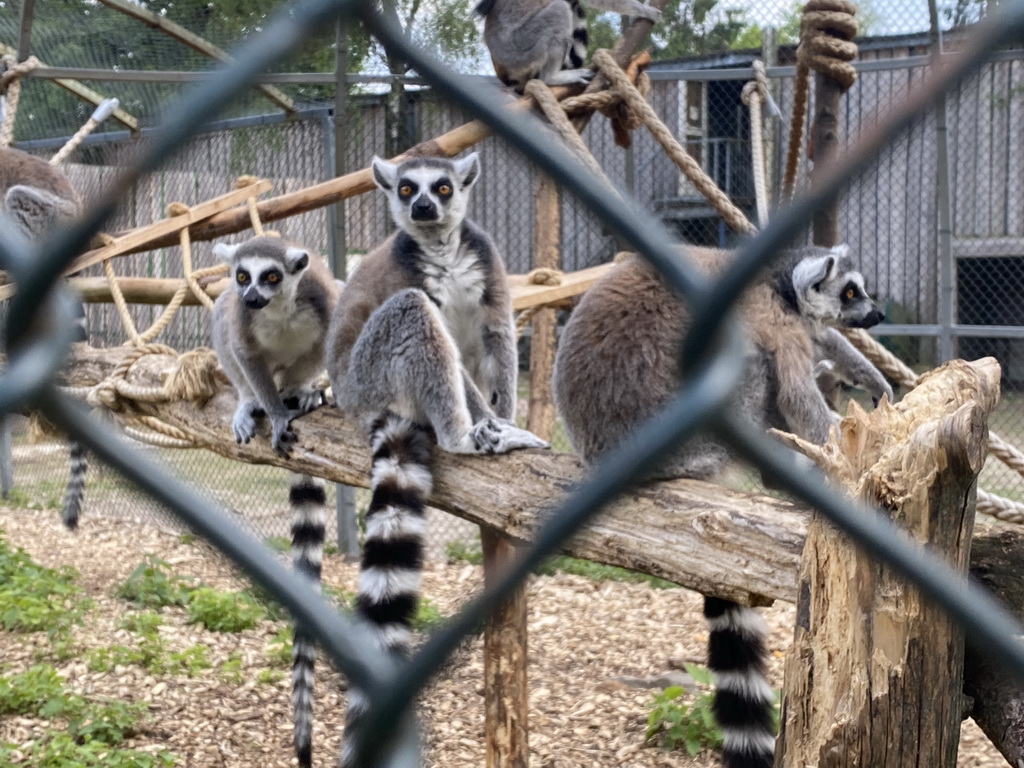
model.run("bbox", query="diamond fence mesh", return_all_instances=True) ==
[5,0,1024,760]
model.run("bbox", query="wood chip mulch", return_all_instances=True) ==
[0,507,1007,767]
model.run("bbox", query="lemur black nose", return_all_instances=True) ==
[411,196,437,221]
[856,308,885,328]
[245,292,270,310]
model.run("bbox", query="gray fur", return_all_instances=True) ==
[327,154,548,455]
[474,0,660,92]
[0,148,86,530]
[212,235,339,457]
[552,244,889,480]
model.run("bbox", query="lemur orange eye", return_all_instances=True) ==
[236,272,249,284]
[845,288,856,300]
[267,273,280,283]
[399,185,413,196]
[438,184,452,196]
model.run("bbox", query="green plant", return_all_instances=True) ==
[444,538,483,565]
[0,534,91,642]
[68,699,149,745]
[0,733,176,767]
[411,598,446,633]
[256,668,284,685]
[186,587,265,632]
[219,653,245,684]
[116,555,195,609]
[645,664,724,756]
[0,664,72,718]
[263,536,291,553]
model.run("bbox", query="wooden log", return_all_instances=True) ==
[773,358,1000,768]
[58,347,1024,760]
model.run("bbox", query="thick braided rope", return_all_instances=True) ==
[842,327,1024,523]
[515,268,564,338]
[782,0,859,203]
[49,118,100,167]
[524,81,616,188]
[0,55,39,147]
[103,256,144,346]
[122,425,194,449]
[591,50,758,236]
[741,61,772,227]
[239,175,267,236]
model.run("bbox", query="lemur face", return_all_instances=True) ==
[791,244,885,329]
[214,237,309,311]
[371,153,480,238]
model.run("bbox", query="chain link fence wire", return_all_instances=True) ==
[5,0,1024,762]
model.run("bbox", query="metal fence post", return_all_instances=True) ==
[327,20,360,561]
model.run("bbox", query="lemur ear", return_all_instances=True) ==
[791,253,837,295]
[454,152,481,190]
[213,242,240,263]
[4,185,79,239]
[371,156,397,192]
[284,247,310,274]
[830,243,851,259]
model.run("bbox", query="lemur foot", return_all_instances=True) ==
[282,388,325,416]
[470,418,550,454]
[232,400,260,444]
[542,69,594,88]
[271,414,298,457]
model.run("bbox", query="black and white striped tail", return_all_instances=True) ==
[61,440,87,530]
[290,474,327,768]
[341,412,433,768]
[61,298,90,531]
[704,596,775,768]
[568,0,588,69]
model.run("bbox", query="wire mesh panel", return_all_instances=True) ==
[4,1,1024,766]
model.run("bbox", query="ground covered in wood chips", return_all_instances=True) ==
[0,506,1008,768]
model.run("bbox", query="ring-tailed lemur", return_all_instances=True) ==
[210,235,339,768]
[325,152,548,766]
[0,147,86,528]
[474,0,661,93]
[552,243,890,768]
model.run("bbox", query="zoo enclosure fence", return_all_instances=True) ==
[6,0,1024,764]
[7,32,1024,543]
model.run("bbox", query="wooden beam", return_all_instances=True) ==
[94,0,296,116]
[0,180,273,302]
[0,43,138,133]
[66,262,607,312]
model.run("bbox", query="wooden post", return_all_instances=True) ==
[809,68,844,247]
[774,359,1000,767]
[479,172,562,768]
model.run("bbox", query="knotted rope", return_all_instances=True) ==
[0,54,39,147]
[741,61,776,228]
[781,0,860,203]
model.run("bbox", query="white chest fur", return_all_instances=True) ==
[419,241,489,383]
[252,300,320,370]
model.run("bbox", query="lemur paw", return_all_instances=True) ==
[271,415,297,457]
[471,418,550,454]
[232,401,259,444]
[282,388,325,416]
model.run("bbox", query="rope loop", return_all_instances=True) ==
[0,54,40,147]
[526,267,563,286]
[798,0,860,91]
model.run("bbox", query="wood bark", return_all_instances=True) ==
[774,358,999,768]
[59,348,1024,760]
[481,528,529,768]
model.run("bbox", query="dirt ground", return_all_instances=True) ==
[0,506,1009,768]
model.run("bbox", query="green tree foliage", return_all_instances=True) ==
[649,0,748,60]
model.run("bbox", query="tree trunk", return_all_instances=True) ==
[774,358,999,768]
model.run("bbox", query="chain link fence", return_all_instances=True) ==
[3,0,1024,548]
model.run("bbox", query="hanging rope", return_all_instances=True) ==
[781,0,860,203]
[0,54,40,147]
[49,99,120,166]
[741,61,777,228]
